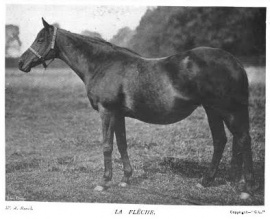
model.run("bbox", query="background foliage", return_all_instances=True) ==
[128,7,266,57]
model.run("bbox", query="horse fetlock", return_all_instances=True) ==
[229,166,242,182]
[124,171,132,179]
[236,180,246,193]
[201,175,215,187]
[244,172,255,182]
[124,166,133,177]
[103,171,112,181]
[246,180,259,194]
[121,175,131,184]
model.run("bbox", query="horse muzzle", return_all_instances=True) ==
[18,59,31,73]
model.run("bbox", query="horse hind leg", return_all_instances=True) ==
[201,106,227,187]
[223,106,258,193]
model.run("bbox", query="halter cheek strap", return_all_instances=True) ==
[29,47,42,59]
[29,26,58,69]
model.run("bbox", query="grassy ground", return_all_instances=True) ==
[5,66,265,205]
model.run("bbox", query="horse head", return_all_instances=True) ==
[18,18,58,72]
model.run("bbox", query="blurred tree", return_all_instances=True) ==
[129,7,177,57]
[5,24,22,57]
[81,30,102,39]
[129,7,266,57]
[110,27,135,47]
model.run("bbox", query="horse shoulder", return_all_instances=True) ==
[86,62,136,110]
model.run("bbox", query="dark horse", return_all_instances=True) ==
[19,18,257,194]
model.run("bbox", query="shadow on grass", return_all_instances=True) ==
[159,157,208,178]
[6,158,41,173]
[139,156,264,192]
[6,151,43,173]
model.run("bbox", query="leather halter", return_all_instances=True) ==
[29,26,57,69]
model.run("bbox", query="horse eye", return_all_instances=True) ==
[37,38,44,43]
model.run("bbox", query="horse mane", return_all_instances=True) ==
[64,29,141,57]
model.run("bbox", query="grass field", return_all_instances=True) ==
[5,66,265,205]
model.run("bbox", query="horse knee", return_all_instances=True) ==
[103,143,113,155]
[239,133,251,145]
[234,132,251,151]
[213,134,227,149]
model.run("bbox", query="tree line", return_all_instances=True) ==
[127,7,266,58]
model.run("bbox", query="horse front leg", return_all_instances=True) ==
[115,116,133,187]
[94,105,115,191]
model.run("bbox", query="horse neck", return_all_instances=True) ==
[55,29,114,82]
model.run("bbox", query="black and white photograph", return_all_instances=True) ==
[3,0,269,218]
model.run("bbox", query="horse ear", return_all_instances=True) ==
[42,17,51,29]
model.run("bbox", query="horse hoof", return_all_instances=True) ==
[240,192,250,200]
[94,185,105,192]
[119,182,128,187]
[246,181,260,194]
[201,177,213,187]
[196,183,204,189]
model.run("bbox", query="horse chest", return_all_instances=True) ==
[86,80,122,110]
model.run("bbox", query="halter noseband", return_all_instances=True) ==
[29,26,57,69]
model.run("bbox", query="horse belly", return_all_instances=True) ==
[124,94,198,124]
